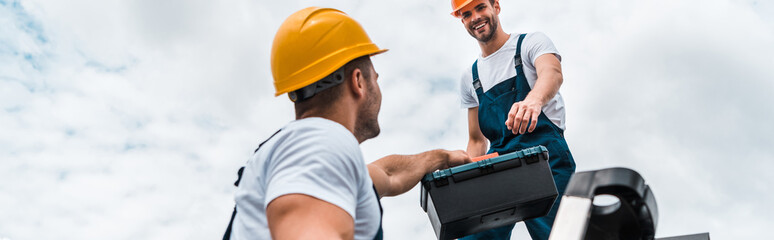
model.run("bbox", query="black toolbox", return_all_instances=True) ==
[420,146,558,240]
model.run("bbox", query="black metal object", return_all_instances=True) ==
[567,167,658,240]
[550,168,709,240]
[420,146,558,240]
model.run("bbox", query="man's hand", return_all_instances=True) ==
[437,149,473,169]
[505,98,543,135]
[505,53,564,135]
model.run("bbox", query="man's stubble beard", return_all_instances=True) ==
[354,84,381,142]
[467,15,499,43]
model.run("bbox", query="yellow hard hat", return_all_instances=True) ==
[451,0,476,17]
[271,7,388,97]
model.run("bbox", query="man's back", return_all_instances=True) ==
[230,117,381,240]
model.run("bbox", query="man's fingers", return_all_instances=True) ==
[528,110,539,133]
[505,104,519,130]
[461,151,473,163]
[518,108,531,134]
[449,150,472,166]
[456,150,471,163]
[512,106,526,134]
[505,102,543,134]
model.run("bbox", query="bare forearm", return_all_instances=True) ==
[466,107,488,157]
[526,70,562,105]
[527,54,563,106]
[368,150,446,197]
[467,138,487,157]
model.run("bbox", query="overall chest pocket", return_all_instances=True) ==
[484,78,517,101]
[483,78,519,120]
[485,89,518,129]
[479,87,519,142]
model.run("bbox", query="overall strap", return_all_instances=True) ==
[371,185,384,240]
[223,129,283,240]
[472,60,484,97]
[514,33,527,75]
[513,33,535,103]
[471,33,527,97]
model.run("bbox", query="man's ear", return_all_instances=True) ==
[493,0,501,15]
[348,68,365,99]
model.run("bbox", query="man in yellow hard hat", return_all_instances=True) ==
[450,0,576,239]
[222,7,471,240]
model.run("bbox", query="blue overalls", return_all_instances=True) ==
[459,34,576,240]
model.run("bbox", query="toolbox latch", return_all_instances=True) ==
[432,170,451,187]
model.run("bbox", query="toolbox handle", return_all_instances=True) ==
[451,157,523,182]
[421,146,548,186]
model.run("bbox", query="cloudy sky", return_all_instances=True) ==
[1,0,773,239]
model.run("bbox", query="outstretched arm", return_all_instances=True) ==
[505,53,563,134]
[368,149,471,198]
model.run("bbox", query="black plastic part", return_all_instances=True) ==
[420,147,557,240]
[656,233,710,240]
[288,68,345,102]
[565,168,659,240]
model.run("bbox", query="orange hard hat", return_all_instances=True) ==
[450,0,476,17]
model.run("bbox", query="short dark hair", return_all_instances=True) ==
[294,56,373,118]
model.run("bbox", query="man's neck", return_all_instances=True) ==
[297,102,358,141]
[478,30,510,58]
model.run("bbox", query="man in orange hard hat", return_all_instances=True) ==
[450,0,576,239]
[222,7,471,240]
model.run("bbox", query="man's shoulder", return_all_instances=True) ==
[285,118,357,144]
[522,31,551,41]
[255,118,364,180]
[516,32,553,47]
[265,118,360,159]
[524,31,550,38]
[459,61,476,81]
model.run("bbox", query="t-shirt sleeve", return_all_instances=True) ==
[524,32,562,66]
[263,135,361,218]
[459,69,479,109]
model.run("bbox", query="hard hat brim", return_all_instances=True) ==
[451,0,477,18]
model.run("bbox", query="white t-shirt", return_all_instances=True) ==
[459,32,567,130]
[229,117,381,240]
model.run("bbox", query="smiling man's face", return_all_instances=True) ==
[459,0,500,43]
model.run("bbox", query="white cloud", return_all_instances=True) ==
[1,0,772,239]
